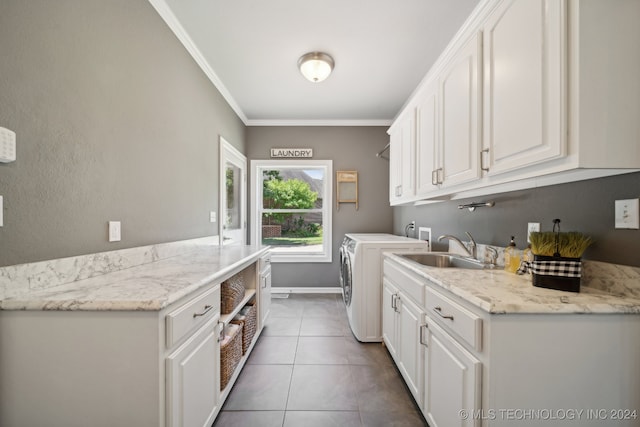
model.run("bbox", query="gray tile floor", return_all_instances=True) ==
[214,293,427,427]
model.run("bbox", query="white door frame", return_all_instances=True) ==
[219,137,247,245]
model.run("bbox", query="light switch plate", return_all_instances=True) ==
[210,211,216,223]
[108,221,121,242]
[0,127,16,163]
[615,199,639,229]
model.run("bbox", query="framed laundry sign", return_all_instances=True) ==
[270,148,313,158]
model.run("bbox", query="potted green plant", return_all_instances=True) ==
[527,219,593,292]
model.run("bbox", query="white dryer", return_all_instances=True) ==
[339,233,428,342]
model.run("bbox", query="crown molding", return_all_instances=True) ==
[246,119,392,127]
[148,1,397,129]
[147,0,249,125]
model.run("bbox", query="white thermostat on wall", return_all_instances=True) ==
[0,127,16,163]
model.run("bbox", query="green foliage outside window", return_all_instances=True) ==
[262,170,321,237]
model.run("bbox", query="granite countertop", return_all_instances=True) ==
[0,245,269,311]
[385,252,640,315]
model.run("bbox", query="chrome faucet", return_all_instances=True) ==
[438,232,477,260]
[484,246,498,268]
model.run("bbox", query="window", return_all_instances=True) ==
[251,160,332,263]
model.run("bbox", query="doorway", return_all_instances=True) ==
[220,137,247,245]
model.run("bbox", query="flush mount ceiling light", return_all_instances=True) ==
[298,52,334,83]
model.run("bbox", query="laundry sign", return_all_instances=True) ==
[270,148,313,158]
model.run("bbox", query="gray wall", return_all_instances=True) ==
[394,171,640,267]
[247,126,393,288]
[0,0,245,267]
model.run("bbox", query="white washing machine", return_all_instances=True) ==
[339,233,429,342]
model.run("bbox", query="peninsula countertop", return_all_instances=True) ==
[0,245,269,311]
[385,252,640,315]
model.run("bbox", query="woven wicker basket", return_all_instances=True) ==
[231,303,257,355]
[221,274,245,314]
[220,323,242,390]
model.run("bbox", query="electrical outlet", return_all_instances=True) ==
[615,199,640,229]
[527,222,540,243]
[108,221,121,242]
[418,227,432,250]
[210,211,216,223]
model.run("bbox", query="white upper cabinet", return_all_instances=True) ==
[415,79,439,197]
[409,31,482,199]
[388,110,416,205]
[438,32,482,188]
[388,0,640,205]
[482,0,566,175]
[569,0,640,169]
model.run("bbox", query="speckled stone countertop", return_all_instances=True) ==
[0,245,268,311]
[385,252,640,315]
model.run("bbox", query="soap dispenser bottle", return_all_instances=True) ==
[504,236,521,273]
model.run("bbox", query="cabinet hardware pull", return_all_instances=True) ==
[437,168,444,184]
[433,306,454,320]
[391,294,397,310]
[261,276,267,288]
[419,324,428,346]
[431,170,438,186]
[481,149,490,172]
[193,305,213,318]
[217,321,224,342]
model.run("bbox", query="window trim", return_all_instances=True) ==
[250,159,333,263]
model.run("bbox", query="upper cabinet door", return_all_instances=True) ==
[439,32,482,188]
[415,79,439,197]
[482,0,567,175]
[389,111,416,205]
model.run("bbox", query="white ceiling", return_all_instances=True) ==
[150,0,481,125]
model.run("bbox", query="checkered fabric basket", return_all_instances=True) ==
[530,255,582,292]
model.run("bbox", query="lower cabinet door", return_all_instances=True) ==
[424,318,481,427]
[166,314,221,427]
[398,294,424,405]
[260,266,272,328]
[382,279,399,360]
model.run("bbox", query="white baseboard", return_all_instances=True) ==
[271,287,342,294]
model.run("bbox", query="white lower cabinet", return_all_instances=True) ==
[382,279,399,360]
[0,252,269,427]
[166,315,221,427]
[423,318,481,427]
[383,276,425,405]
[384,255,640,427]
[259,253,272,328]
[384,259,484,425]
[397,293,424,403]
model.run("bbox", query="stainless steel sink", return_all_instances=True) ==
[398,252,486,270]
